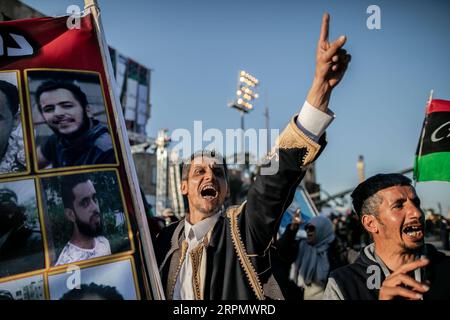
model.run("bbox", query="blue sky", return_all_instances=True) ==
[22,0,450,213]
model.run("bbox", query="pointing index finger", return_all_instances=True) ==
[319,12,330,43]
[396,258,430,275]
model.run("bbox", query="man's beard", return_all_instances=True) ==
[401,241,425,255]
[52,114,91,140]
[74,214,103,238]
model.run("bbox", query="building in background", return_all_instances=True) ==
[0,0,44,21]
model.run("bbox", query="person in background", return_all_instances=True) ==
[277,211,349,299]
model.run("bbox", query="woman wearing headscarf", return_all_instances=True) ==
[276,214,350,300]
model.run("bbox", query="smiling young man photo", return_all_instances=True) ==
[324,173,450,300]
[34,78,116,169]
[155,13,352,300]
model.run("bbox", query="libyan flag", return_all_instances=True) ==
[414,99,450,182]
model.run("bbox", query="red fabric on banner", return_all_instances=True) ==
[427,99,450,115]
[1,16,103,71]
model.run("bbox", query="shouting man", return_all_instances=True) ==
[35,80,116,169]
[324,173,450,300]
[55,174,111,266]
[155,13,352,300]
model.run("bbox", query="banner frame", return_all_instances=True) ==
[84,0,165,300]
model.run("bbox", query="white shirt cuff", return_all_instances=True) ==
[296,100,335,141]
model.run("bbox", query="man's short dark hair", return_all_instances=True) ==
[181,149,228,181]
[35,80,89,112]
[60,283,124,300]
[61,174,91,210]
[0,80,19,116]
[351,173,412,218]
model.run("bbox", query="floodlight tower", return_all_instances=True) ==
[228,70,260,167]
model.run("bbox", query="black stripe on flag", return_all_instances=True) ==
[419,111,450,156]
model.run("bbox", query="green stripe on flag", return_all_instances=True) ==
[414,152,450,182]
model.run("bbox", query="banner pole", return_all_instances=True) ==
[84,0,165,300]
[414,89,434,187]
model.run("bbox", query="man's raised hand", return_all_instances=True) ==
[378,258,430,300]
[307,13,351,112]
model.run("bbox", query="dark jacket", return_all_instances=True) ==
[155,117,327,300]
[41,119,116,168]
[326,243,450,300]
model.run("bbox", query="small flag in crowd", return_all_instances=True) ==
[414,99,450,182]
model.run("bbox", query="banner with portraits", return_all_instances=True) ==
[0,10,162,300]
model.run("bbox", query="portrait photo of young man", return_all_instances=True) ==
[0,72,27,175]
[0,179,44,278]
[48,259,138,300]
[40,171,132,266]
[27,70,117,170]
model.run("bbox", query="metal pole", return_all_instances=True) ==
[414,89,434,187]
[264,103,270,154]
[264,89,271,153]
[240,110,245,175]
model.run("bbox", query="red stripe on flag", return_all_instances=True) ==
[427,99,450,114]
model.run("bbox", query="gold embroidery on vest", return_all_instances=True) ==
[190,230,212,300]
[190,242,204,300]
[227,204,265,300]
[168,240,188,299]
[268,116,321,166]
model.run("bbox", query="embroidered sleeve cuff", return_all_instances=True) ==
[296,100,335,142]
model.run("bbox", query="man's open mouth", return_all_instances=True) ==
[200,185,218,200]
[402,224,424,241]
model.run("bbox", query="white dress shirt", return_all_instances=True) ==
[173,100,335,299]
[296,100,335,142]
[172,211,221,300]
